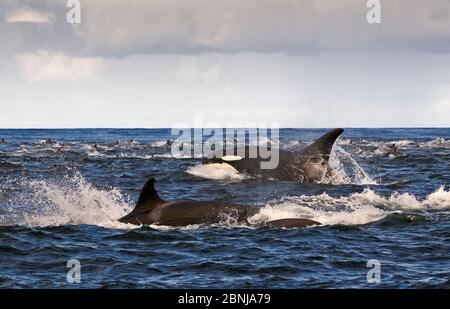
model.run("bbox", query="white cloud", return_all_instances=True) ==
[16,51,105,83]
[171,54,224,84]
[5,8,53,23]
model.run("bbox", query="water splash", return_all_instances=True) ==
[419,137,450,148]
[2,173,135,229]
[325,145,377,185]
[346,138,449,149]
[149,140,169,147]
[249,186,450,226]
[1,171,448,229]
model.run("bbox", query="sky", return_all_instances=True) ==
[0,0,449,128]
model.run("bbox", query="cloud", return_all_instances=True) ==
[74,0,450,56]
[4,8,53,23]
[16,51,105,83]
[1,0,449,57]
[171,54,224,84]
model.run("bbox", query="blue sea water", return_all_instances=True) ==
[0,128,449,288]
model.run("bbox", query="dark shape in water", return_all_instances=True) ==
[118,178,320,228]
[202,128,344,182]
[383,143,402,157]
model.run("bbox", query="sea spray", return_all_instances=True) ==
[1,171,448,229]
[9,172,134,229]
[249,186,450,226]
[326,144,377,185]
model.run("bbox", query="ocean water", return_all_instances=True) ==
[0,128,449,288]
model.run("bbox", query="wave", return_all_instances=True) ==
[389,139,415,147]
[149,140,170,147]
[249,186,450,226]
[4,135,449,158]
[0,173,134,229]
[340,138,450,150]
[1,172,448,230]
[153,152,197,159]
[0,160,21,169]
[364,139,414,148]
[419,137,450,148]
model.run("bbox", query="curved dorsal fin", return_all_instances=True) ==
[133,178,164,213]
[299,128,344,160]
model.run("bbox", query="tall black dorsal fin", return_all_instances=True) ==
[300,128,344,159]
[133,178,164,213]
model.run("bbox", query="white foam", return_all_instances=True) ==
[336,138,353,146]
[148,213,252,231]
[86,150,117,158]
[287,140,301,147]
[148,224,203,231]
[326,145,377,185]
[423,186,450,209]
[284,139,308,149]
[3,171,448,229]
[187,163,248,180]
[150,140,169,147]
[153,152,194,159]
[19,173,135,229]
[390,139,414,147]
[419,138,450,148]
[249,201,386,226]
[354,138,448,150]
[115,153,154,160]
[249,186,450,226]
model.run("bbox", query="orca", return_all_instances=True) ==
[202,128,344,182]
[118,178,320,228]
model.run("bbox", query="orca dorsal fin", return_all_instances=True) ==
[300,128,344,160]
[132,178,164,213]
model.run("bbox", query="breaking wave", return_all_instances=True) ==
[1,171,448,230]
[419,137,450,148]
[149,140,170,147]
[0,173,134,229]
[250,186,450,226]
[340,137,450,150]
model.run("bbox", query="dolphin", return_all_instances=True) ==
[118,178,320,228]
[202,128,344,182]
